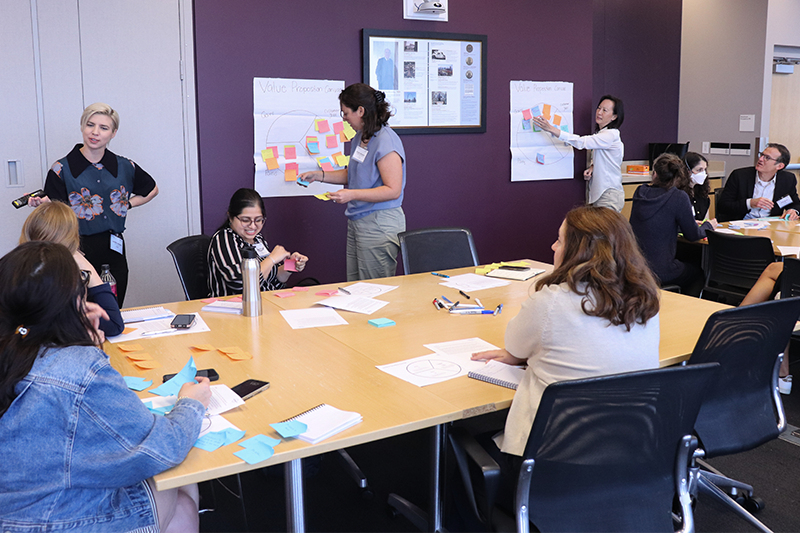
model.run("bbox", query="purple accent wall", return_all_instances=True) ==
[193,0,680,284]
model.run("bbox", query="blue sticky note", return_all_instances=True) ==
[297,178,310,187]
[123,376,152,391]
[536,153,545,164]
[560,125,569,132]
[149,357,197,397]
[531,105,541,116]
[234,441,274,464]
[368,318,396,328]
[240,434,281,448]
[194,432,226,452]
[143,401,154,409]
[521,120,531,130]
[308,142,320,154]
[221,428,247,446]
[270,420,308,438]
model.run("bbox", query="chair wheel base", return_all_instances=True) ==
[360,486,374,500]
[735,495,765,513]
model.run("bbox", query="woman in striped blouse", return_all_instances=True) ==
[207,188,308,297]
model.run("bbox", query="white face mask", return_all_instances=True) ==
[691,170,707,186]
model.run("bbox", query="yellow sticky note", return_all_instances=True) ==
[126,352,153,361]
[314,192,332,201]
[342,122,356,140]
[133,360,162,370]
[265,158,279,170]
[475,267,491,275]
[118,344,143,352]
[261,147,276,161]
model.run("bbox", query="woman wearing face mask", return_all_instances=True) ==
[683,152,711,220]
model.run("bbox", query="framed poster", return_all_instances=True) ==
[363,28,487,134]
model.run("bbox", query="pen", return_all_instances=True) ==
[433,298,442,310]
[459,290,471,299]
[141,328,180,337]
[440,295,452,304]
[450,309,496,315]
[338,287,351,295]
[494,304,503,316]
[452,301,460,310]
[475,298,483,308]
[431,272,450,278]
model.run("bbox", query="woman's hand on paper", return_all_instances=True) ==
[298,170,323,184]
[471,348,526,366]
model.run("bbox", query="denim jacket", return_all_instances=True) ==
[0,345,205,532]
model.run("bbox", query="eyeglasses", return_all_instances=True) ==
[235,215,265,226]
[758,151,779,163]
[80,270,91,287]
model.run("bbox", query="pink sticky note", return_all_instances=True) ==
[228,295,243,302]
[291,287,309,292]
[333,121,344,134]
[522,109,533,120]
[283,259,297,272]
[321,162,335,172]
[266,146,278,159]
[316,289,339,296]
[326,135,338,149]
[274,292,296,298]
[284,145,297,159]
[201,298,218,303]
[316,119,330,133]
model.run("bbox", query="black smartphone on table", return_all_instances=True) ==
[163,368,219,383]
[170,314,196,329]
[232,379,270,400]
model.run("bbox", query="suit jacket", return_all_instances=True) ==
[717,167,800,222]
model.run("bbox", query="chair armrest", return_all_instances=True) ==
[449,427,501,527]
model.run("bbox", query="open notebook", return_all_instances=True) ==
[468,360,526,390]
[284,404,362,444]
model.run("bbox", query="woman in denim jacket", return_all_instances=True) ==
[0,242,211,532]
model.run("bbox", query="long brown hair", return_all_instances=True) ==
[536,206,660,330]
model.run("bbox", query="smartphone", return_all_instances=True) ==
[232,379,270,400]
[170,314,196,329]
[498,265,529,271]
[162,368,219,383]
[11,189,44,209]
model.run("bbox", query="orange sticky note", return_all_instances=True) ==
[340,131,349,142]
[316,119,330,133]
[126,352,153,361]
[326,135,338,149]
[284,162,299,181]
[553,115,562,126]
[274,292,296,298]
[284,145,297,159]
[543,104,551,120]
[226,351,253,361]
[118,344,144,352]
[218,346,244,355]
[133,360,162,370]
[122,327,136,335]
[266,158,279,170]
[190,344,214,352]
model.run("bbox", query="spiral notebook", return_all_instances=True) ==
[468,361,526,390]
[283,404,362,444]
[121,306,173,324]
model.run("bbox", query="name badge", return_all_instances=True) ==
[254,242,269,257]
[352,145,368,163]
[110,233,124,255]
[777,195,792,209]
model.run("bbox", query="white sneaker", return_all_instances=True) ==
[779,375,792,395]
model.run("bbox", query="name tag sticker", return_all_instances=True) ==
[110,234,124,255]
[777,195,792,209]
[352,145,368,163]
[254,242,269,257]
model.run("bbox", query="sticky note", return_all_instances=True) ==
[560,125,569,132]
[274,292,296,298]
[297,178,310,187]
[228,295,243,302]
[316,119,330,133]
[122,327,136,335]
[536,153,545,164]
[222,428,247,445]
[333,121,344,134]
[342,122,356,140]
[314,193,331,201]
[118,344,143,352]
[321,161,335,172]
[270,420,308,438]
[123,376,152,391]
[283,259,297,272]
[340,131,349,142]
[225,351,253,361]
[522,109,533,120]
[149,357,196,396]
[307,142,319,154]
[261,148,277,161]
[531,105,541,117]
[201,298,217,304]
[133,360,162,370]
[553,114,562,126]
[194,432,226,452]
[126,352,153,361]
[291,287,309,292]
[284,145,296,159]
[522,120,531,131]
[368,318,396,328]
[316,289,338,296]
[234,442,274,464]
[240,434,281,448]
[543,104,551,120]
[190,344,214,352]
[265,158,279,170]
[218,347,243,355]
[284,162,298,181]
[326,135,338,149]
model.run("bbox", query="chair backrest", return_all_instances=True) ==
[519,363,719,533]
[648,141,689,168]
[399,227,479,275]
[703,231,775,304]
[688,298,800,456]
[780,257,800,299]
[166,234,211,300]
[712,188,724,220]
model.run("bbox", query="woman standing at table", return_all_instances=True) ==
[532,95,625,212]
[470,207,660,486]
[28,102,159,306]
[0,241,210,532]
[630,153,717,296]
[298,83,406,280]
[208,188,308,297]
[683,151,711,220]
[19,201,124,336]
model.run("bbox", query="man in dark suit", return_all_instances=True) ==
[717,143,799,222]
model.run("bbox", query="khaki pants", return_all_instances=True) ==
[346,207,406,281]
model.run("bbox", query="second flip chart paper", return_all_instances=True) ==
[253,78,346,197]
[510,81,574,182]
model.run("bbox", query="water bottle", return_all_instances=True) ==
[241,246,262,317]
[99,264,117,297]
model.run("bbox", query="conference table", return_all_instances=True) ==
[107,261,728,532]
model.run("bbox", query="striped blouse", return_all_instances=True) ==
[207,228,284,297]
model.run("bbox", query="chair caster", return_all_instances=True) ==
[735,494,765,513]
[360,486,374,500]
[387,504,399,519]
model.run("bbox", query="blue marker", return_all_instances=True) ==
[494,304,504,316]
[431,272,449,278]
[440,295,452,304]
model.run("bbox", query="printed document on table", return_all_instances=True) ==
[339,282,399,297]
[279,307,349,329]
[108,313,211,343]
[377,350,491,387]
[440,273,511,292]
[314,295,389,315]
[424,337,500,357]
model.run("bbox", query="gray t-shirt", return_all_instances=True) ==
[345,126,406,220]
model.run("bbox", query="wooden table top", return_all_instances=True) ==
[108,261,727,489]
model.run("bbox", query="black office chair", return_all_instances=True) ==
[648,142,690,169]
[780,256,800,298]
[399,227,479,274]
[687,298,800,533]
[700,231,775,305]
[712,188,726,221]
[166,234,212,300]
[449,363,720,533]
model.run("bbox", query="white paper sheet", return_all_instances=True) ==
[777,246,800,258]
[424,337,500,356]
[339,282,399,298]
[440,273,511,292]
[279,307,349,329]
[108,313,211,343]
[314,295,389,315]
[142,384,245,417]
